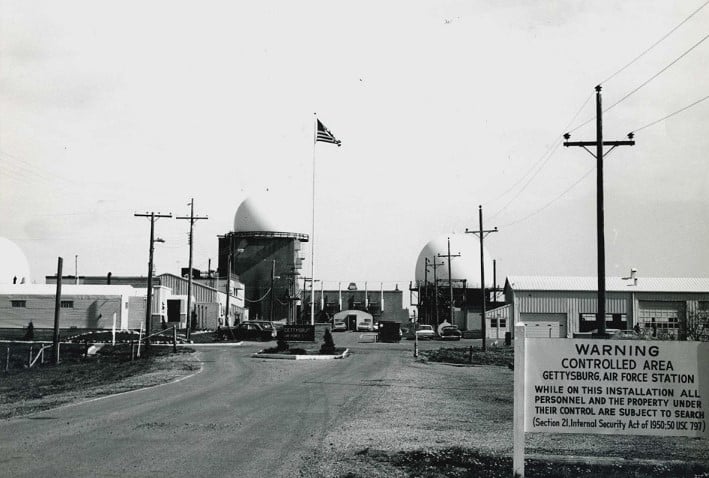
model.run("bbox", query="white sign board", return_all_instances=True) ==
[524,338,708,437]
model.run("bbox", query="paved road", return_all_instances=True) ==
[0,332,468,477]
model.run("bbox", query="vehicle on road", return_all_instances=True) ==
[439,326,462,341]
[333,321,347,332]
[215,322,277,341]
[356,315,374,332]
[406,324,435,340]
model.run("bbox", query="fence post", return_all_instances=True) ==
[28,346,33,368]
[130,338,135,361]
[173,326,177,353]
[5,347,9,372]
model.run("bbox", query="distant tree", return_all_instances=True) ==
[320,328,336,354]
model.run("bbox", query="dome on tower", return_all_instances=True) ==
[233,191,307,234]
[414,233,494,289]
[0,237,31,284]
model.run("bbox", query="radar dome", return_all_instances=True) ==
[0,237,31,284]
[414,233,494,288]
[234,192,307,234]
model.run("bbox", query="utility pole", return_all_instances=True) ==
[438,238,461,328]
[135,211,172,353]
[177,198,208,341]
[564,85,635,337]
[52,257,63,365]
[466,206,497,351]
[270,260,276,321]
[424,258,429,323]
[225,233,233,327]
[427,257,445,330]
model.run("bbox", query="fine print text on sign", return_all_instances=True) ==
[280,325,315,342]
[524,339,708,437]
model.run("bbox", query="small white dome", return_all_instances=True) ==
[233,192,307,234]
[414,233,494,288]
[0,237,31,284]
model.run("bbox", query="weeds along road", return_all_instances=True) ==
[0,332,438,478]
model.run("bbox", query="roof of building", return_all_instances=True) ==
[0,284,146,296]
[505,276,709,294]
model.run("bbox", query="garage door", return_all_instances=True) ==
[520,313,566,338]
[638,301,685,340]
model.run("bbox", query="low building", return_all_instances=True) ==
[504,275,709,339]
[0,284,146,333]
[302,281,409,324]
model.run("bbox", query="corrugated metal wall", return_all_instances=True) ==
[1,294,122,329]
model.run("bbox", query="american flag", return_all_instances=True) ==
[316,119,341,147]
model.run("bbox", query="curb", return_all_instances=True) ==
[253,348,350,360]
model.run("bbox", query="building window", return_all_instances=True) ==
[11,300,26,308]
[579,313,627,332]
[60,300,74,308]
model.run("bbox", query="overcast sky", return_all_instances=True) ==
[1,0,708,290]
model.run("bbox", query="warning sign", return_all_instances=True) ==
[524,339,708,437]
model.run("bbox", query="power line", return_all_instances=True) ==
[600,0,709,85]
[499,166,594,228]
[484,92,593,214]
[630,93,709,134]
[570,31,709,134]
[604,32,709,114]
[488,139,563,220]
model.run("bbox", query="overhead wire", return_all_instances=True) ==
[600,0,709,85]
[630,93,709,134]
[484,92,593,219]
[568,2,709,134]
[603,31,709,115]
[498,166,595,229]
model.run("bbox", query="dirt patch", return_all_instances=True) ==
[0,345,200,419]
[301,350,709,478]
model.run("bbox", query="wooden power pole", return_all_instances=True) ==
[466,206,497,351]
[135,211,172,352]
[177,198,208,340]
[564,85,635,336]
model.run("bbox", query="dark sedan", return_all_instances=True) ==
[439,326,462,341]
[216,322,277,341]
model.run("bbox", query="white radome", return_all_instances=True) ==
[233,192,308,234]
[0,237,31,284]
[414,233,494,288]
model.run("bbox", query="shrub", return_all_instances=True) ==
[320,328,336,354]
[276,338,289,352]
[23,321,34,341]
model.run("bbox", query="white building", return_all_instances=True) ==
[505,275,709,339]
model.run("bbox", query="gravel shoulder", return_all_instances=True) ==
[301,344,709,478]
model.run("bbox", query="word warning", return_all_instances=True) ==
[524,339,708,437]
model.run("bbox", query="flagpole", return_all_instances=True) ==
[311,113,317,326]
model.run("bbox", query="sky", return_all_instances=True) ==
[1,0,708,292]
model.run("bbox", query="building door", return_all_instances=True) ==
[520,313,566,338]
[167,299,181,323]
[638,301,685,340]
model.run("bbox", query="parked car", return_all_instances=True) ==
[248,320,282,332]
[215,322,277,341]
[439,326,462,341]
[332,321,347,332]
[610,329,642,340]
[406,324,435,340]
